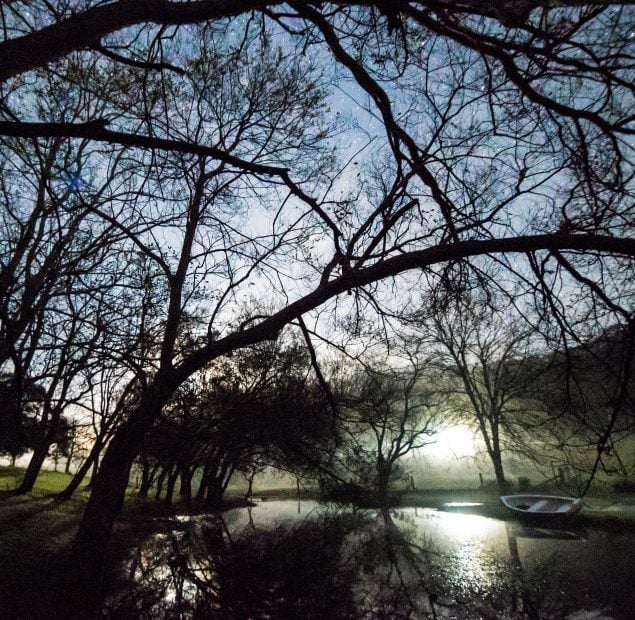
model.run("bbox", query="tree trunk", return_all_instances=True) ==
[491,451,507,494]
[85,449,101,490]
[179,466,192,498]
[65,438,75,474]
[154,467,167,501]
[56,387,169,617]
[138,457,157,498]
[142,464,159,497]
[58,438,102,499]
[164,466,179,507]
[205,458,232,507]
[376,461,391,508]
[205,474,222,506]
[17,432,53,494]
[244,471,255,501]
[196,463,211,500]
[221,464,235,496]
[56,436,135,615]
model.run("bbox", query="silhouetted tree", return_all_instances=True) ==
[337,341,442,505]
[427,299,541,493]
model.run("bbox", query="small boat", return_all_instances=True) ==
[500,494,582,520]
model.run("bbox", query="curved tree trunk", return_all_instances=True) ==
[57,388,168,617]
[58,437,102,499]
[57,434,136,616]
[17,431,53,494]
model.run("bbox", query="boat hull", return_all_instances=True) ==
[500,494,582,521]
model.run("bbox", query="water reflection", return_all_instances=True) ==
[105,508,361,618]
[104,502,635,619]
[105,516,224,617]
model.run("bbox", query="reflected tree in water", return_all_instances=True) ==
[103,505,634,619]
[105,512,361,619]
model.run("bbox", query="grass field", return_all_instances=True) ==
[0,466,89,495]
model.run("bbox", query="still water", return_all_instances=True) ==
[104,501,635,619]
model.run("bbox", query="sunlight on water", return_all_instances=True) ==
[409,507,504,544]
[402,508,508,596]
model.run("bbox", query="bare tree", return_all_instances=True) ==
[428,301,540,493]
[0,3,632,613]
[16,290,104,493]
[337,341,442,505]
[509,323,635,493]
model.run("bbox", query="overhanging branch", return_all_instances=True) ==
[0,1,632,84]
[0,119,343,244]
[176,233,635,380]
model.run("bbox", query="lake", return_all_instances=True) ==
[104,500,635,618]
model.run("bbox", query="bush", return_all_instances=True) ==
[517,476,531,492]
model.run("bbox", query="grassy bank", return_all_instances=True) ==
[254,482,635,529]
[0,493,84,616]
[0,466,90,495]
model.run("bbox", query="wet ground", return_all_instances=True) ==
[103,500,635,619]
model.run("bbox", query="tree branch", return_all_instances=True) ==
[1,1,630,84]
[0,120,342,246]
[91,43,188,75]
[176,232,635,381]
[0,0,275,83]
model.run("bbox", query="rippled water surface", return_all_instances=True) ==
[104,501,635,619]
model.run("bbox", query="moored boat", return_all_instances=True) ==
[500,494,582,520]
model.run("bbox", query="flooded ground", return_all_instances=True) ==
[104,500,635,619]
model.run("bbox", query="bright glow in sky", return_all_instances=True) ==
[425,426,477,461]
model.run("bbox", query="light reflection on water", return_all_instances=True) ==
[105,502,635,619]
[398,507,635,619]
[223,499,325,531]
[415,509,507,593]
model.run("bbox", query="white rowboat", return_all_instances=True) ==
[500,494,582,519]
